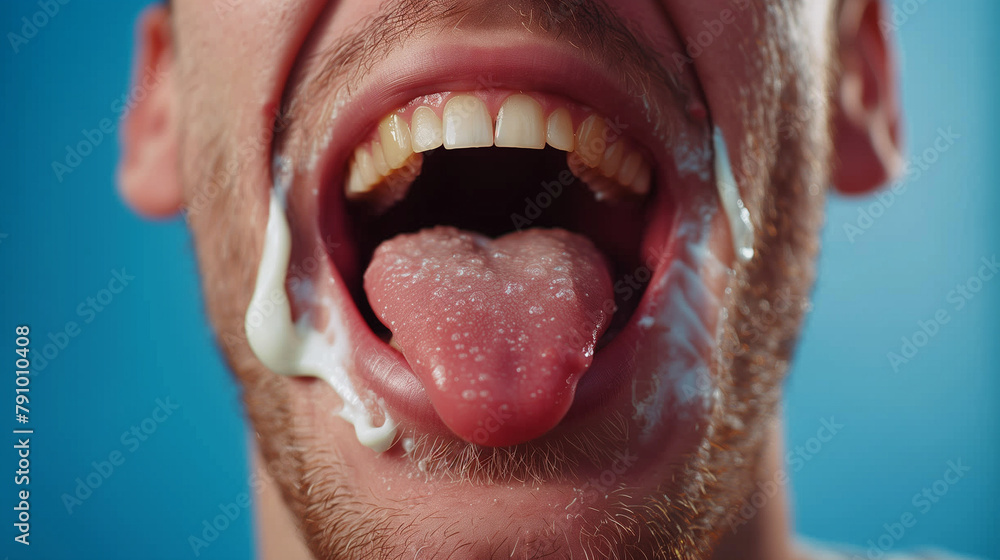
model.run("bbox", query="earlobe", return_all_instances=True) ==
[117,5,182,218]
[831,0,904,195]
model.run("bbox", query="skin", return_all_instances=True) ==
[118,0,901,558]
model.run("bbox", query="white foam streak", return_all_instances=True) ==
[632,248,719,439]
[713,127,755,262]
[245,192,398,453]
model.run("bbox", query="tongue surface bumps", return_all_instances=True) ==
[365,226,613,446]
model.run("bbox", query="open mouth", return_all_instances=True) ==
[308,86,687,448]
[247,24,738,457]
[340,92,659,346]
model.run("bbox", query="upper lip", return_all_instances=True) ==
[284,35,704,442]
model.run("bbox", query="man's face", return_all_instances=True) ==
[120,0,898,557]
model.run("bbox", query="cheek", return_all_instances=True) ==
[185,167,269,352]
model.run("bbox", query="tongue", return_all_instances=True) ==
[365,226,613,446]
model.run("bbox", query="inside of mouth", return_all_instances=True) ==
[326,145,655,350]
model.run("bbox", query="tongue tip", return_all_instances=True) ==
[442,395,575,447]
[425,351,589,447]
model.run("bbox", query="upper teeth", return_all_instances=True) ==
[345,91,652,206]
[444,95,494,149]
[495,94,546,149]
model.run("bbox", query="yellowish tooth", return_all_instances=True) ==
[378,114,413,169]
[574,114,607,168]
[371,141,390,176]
[631,161,652,195]
[410,106,443,152]
[350,153,424,211]
[355,146,379,189]
[494,94,545,149]
[345,158,370,198]
[599,141,625,178]
[617,151,642,187]
[546,108,575,152]
[443,95,493,149]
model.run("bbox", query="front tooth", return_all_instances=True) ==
[574,114,607,168]
[545,108,575,152]
[494,94,545,149]
[599,141,625,178]
[379,114,413,169]
[371,141,390,176]
[410,106,443,152]
[443,95,493,149]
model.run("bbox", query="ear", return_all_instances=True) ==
[117,5,182,218]
[830,0,904,195]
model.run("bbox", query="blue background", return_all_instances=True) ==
[1,1,996,559]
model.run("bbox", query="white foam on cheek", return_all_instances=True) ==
[713,126,755,262]
[673,130,712,181]
[245,191,398,453]
[631,126,750,438]
[631,218,727,439]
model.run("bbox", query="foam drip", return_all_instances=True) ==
[245,192,398,453]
